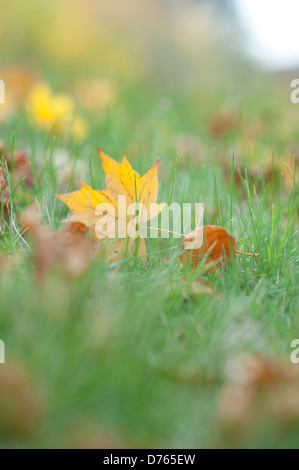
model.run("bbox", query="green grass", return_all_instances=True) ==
[0,77,299,449]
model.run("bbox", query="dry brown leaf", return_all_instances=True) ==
[0,67,35,121]
[208,111,238,138]
[22,207,97,279]
[0,141,4,157]
[282,155,298,190]
[6,149,34,189]
[180,225,237,272]
[225,155,297,193]
[0,166,10,213]
[219,356,299,434]
[69,433,124,450]
[0,364,41,437]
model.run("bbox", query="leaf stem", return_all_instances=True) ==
[234,250,260,257]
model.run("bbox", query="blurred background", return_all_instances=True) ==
[1,0,299,160]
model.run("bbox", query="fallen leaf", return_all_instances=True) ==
[180,225,237,272]
[0,364,42,437]
[0,67,35,121]
[226,355,297,387]
[225,155,298,193]
[208,111,238,138]
[282,155,298,190]
[58,148,165,260]
[68,432,124,450]
[219,356,299,436]
[65,420,124,449]
[0,166,10,213]
[224,160,260,190]
[22,206,97,279]
[5,149,34,189]
[244,119,266,141]
[0,141,4,157]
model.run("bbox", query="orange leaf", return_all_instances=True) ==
[180,225,237,272]
[0,167,10,213]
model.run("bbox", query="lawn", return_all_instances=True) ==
[0,1,298,450]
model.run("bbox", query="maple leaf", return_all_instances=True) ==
[0,363,41,437]
[2,147,33,189]
[208,111,238,138]
[57,148,166,259]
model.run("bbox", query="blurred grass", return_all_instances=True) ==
[0,0,299,449]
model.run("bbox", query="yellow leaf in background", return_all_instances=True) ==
[26,84,88,141]
[26,84,73,128]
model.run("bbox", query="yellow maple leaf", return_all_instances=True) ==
[57,148,165,259]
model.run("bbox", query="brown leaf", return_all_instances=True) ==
[57,148,165,261]
[208,111,238,138]
[226,355,298,387]
[0,364,41,437]
[219,356,299,435]
[282,155,298,190]
[6,149,34,189]
[65,421,125,449]
[22,207,97,279]
[69,433,124,449]
[0,141,4,157]
[0,166,10,213]
[225,155,298,193]
[180,225,237,272]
